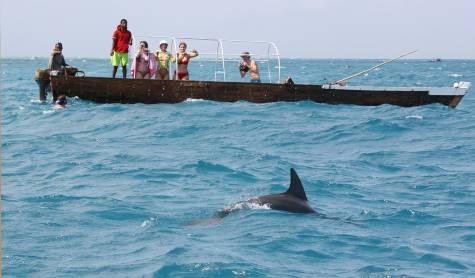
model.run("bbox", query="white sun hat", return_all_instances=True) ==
[159,40,168,46]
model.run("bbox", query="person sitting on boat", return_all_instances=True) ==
[155,40,175,80]
[110,18,132,79]
[239,51,260,83]
[174,42,199,80]
[131,41,156,79]
[54,95,67,109]
[48,42,69,72]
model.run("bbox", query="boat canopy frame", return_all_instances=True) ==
[132,35,281,83]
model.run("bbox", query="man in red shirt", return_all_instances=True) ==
[110,19,132,78]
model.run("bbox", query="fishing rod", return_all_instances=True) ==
[330,50,418,86]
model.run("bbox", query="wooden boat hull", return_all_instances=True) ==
[49,76,469,108]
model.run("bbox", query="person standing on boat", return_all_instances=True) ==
[239,51,261,83]
[131,41,156,79]
[110,19,132,78]
[155,40,175,80]
[174,42,199,80]
[48,42,69,72]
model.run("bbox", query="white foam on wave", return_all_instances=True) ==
[232,270,247,276]
[185,98,205,102]
[449,73,463,78]
[405,115,423,120]
[30,99,45,104]
[133,217,158,236]
[223,202,246,211]
[42,110,55,115]
[247,202,271,210]
[140,217,156,228]
[223,201,271,212]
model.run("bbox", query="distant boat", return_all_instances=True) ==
[430,58,442,62]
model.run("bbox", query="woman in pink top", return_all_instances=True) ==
[131,41,156,79]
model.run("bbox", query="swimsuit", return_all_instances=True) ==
[156,51,172,71]
[137,56,150,75]
[175,71,189,80]
[176,53,190,79]
[137,68,150,75]
[178,54,189,65]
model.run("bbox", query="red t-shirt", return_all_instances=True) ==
[112,26,132,53]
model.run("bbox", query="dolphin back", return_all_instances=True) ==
[285,168,308,201]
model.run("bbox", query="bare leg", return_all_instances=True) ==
[156,70,169,80]
[144,73,151,79]
[112,66,118,78]
[135,71,144,79]
[122,65,127,79]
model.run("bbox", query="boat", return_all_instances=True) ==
[35,36,472,108]
[42,76,469,108]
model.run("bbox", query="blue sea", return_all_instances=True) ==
[2,57,475,277]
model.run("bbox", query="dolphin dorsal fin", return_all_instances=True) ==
[285,168,308,201]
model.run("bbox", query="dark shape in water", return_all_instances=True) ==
[249,168,316,213]
[193,168,315,225]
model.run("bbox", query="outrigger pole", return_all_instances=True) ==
[331,50,418,85]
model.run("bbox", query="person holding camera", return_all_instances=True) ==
[131,41,156,79]
[239,51,261,83]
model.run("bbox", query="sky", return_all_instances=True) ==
[1,0,474,59]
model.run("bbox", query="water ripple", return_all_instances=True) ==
[3,58,475,277]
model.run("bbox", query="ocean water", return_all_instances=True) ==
[2,57,475,277]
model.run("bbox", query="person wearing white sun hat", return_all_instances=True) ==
[155,40,175,80]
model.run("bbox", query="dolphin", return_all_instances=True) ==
[246,168,316,214]
[192,168,315,225]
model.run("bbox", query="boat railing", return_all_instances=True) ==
[173,37,226,81]
[221,39,281,83]
[131,35,281,83]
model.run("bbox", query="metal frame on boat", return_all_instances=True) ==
[132,35,281,82]
[35,36,472,108]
